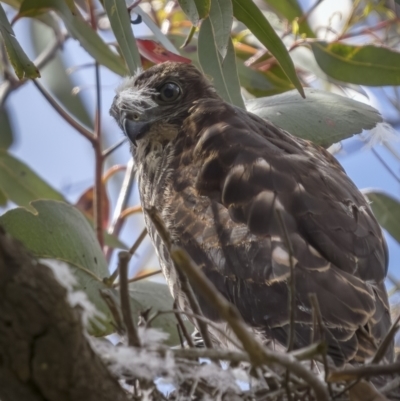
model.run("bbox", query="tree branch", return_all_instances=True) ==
[0,227,129,401]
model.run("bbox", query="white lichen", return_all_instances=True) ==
[40,259,105,329]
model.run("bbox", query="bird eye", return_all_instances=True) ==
[158,82,181,103]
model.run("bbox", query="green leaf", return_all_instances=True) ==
[209,0,233,59]
[0,3,40,79]
[232,0,304,97]
[0,105,14,149]
[0,150,65,211]
[104,281,194,346]
[311,41,400,86]
[30,20,93,128]
[18,0,127,76]
[364,191,400,243]
[0,200,114,335]
[177,0,211,24]
[198,18,244,108]
[103,0,141,75]
[0,189,7,206]
[264,0,315,37]
[245,88,382,147]
[134,6,180,54]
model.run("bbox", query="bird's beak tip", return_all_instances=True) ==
[123,118,151,146]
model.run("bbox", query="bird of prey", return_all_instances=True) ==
[110,61,393,367]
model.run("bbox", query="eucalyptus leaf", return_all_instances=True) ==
[177,0,211,25]
[232,0,304,97]
[0,150,65,211]
[135,6,179,54]
[246,88,382,147]
[18,0,127,76]
[0,3,39,79]
[103,0,141,74]
[311,41,400,86]
[105,281,194,346]
[0,200,114,335]
[264,0,315,37]
[209,0,233,59]
[198,18,244,108]
[363,191,400,244]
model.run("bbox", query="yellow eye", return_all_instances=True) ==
[158,82,181,102]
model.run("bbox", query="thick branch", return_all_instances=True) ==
[0,227,129,401]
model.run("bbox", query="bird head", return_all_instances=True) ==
[110,61,221,147]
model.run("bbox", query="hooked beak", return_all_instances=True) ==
[122,118,151,146]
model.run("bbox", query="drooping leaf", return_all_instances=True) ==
[0,3,40,79]
[232,0,304,97]
[105,281,194,346]
[209,0,233,59]
[363,191,400,243]
[198,18,244,108]
[311,41,400,86]
[177,0,211,25]
[18,0,127,76]
[134,6,180,54]
[264,0,315,37]
[245,88,383,147]
[0,150,65,211]
[136,39,191,64]
[0,200,114,335]
[30,20,93,128]
[103,0,141,74]
[168,33,278,97]
[0,105,14,149]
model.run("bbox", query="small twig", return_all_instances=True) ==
[113,269,162,287]
[371,148,400,185]
[102,137,128,158]
[276,209,296,352]
[328,361,400,382]
[146,207,213,349]
[32,80,95,143]
[93,66,103,248]
[99,288,124,333]
[371,314,400,364]
[379,375,400,394]
[309,294,332,395]
[147,208,329,400]
[173,300,195,348]
[105,158,135,262]
[146,309,242,349]
[107,228,147,284]
[118,251,141,347]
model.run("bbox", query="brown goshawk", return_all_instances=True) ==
[110,62,393,367]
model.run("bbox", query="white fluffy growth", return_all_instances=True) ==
[361,122,398,148]
[41,259,105,329]
[91,338,175,381]
[138,327,170,347]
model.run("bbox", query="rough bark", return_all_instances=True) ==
[0,227,129,401]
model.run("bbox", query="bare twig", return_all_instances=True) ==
[108,228,147,284]
[118,251,141,347]
[146,208,329,400]
[146,207,213,349]
[105,158,136,262]
[171,247,329,400]
[102,137,128,158]
[32,80,95,143]
[276,209,296,352]
[371,314,400,364]
[328,361,400,382]
[173,300,195,348]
